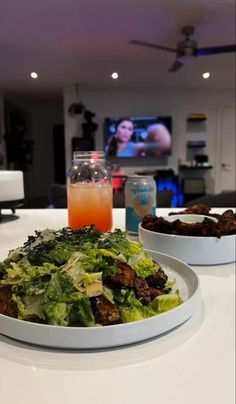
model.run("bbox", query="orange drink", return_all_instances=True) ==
[67,182,113,231]
[67,151,112,231]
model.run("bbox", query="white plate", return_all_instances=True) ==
[0,250,201,349]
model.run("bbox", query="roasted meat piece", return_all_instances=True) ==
[0,286,18,318]
[173,218,221,237]
[169,204,211,216]
[141,215,174,233]
[134,277,151,305]
[104,261,135,288]
[221,209,235,219]
[134,277,165,305]
[141,206,233,237]
[217,210,236,235]
[91,295,120,325]
[146,268,168,288]
[149,287,165,299]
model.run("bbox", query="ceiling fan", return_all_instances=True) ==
[129,26,236,72]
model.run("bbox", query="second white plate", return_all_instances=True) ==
[139,222,236,265]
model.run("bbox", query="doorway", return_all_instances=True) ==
[218,106,236,193]
[53,124,66,184]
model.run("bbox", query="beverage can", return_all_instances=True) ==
[125,175,156,234]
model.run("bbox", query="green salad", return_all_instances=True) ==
[0,227,183,327]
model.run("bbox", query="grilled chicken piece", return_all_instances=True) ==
[217,210,236,235]
[142,206,236,237]
[134,277,151,305]
[149,287,165,300]
[134,277,165,305]
[0,286,18,318]
[146,268,168,288]
[173,218,221,237]
[142,213,221,237]
[141,215,173,233]
[91,295,120,325]
[169,204,211,216]
[104,261,135,289]
[221,209,235,218]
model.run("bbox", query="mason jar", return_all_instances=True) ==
[67,151,113,231]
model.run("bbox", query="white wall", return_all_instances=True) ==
[64,86,235,194]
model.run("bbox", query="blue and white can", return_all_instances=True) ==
[125,175,156,234]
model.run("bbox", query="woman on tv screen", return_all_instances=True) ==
[105,118,136,157]
[105,117,171,158]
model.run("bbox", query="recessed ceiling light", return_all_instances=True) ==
[202,72,210,79]
[31,72,38,79]
[111,72,119,79]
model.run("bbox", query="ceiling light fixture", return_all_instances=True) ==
[111,72,119,79]
[202,72,210,79]
[31,72,38,79]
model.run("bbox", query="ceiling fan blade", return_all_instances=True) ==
[129,40,177,53]
[169,60,184,72]
[196,44,236,56]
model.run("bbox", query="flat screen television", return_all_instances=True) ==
[104,116,172,158]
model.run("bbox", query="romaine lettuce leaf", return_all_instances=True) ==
[117,290,183,323]
[43,272,81,304]
[79,250,109,272]
[102,286,115,304]
[98,249,126,262]
[114,289,142,308]
[43,301,72,326]
[28,242,74,266]
[0,262,58,286]
[12,293,45,321]
[12,276,49,296]
[97,229,142,260]
[84,272,102,285]
[132,253,160,278]
[119,306,144,323]
[73,297,95,327]
[150,293,183,314]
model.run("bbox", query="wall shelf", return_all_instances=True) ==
[187,145,205,148]
[187,117,207,122]
[186,141,206,148]
[178,165,213,170]
[187,114,207,122]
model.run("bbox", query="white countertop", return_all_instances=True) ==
[0,208,235,404]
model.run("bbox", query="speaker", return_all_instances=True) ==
[194,154,208,164]
[182,178,205,194]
